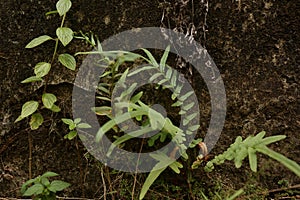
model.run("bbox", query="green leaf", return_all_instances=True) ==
[96,110,147,142]
[234,147,248,168]
[165,68,172,79]
[41,172,59,178]
[34,62,51,77]
[149,72,164,82]
[62,118,74,126]
[127,66,155,77]
[188,125,200,132]
[48,180,70,192]
[92,106,112,116]
[157,78,169,85]
[21,178,36,194]
[159,45,170,70]
[248,147,257,172]
[183,112,198,126]
[148,108,165,130]
[139,166,167,200]
[118,52,141,63]
[74,118,81,124]
[172,84,183,100]
[189,138,202,148]
[107,126,154,156]
[23,183,44,196]
[97,85,110,94]
[58,53,76,70]
[182,102,195,111]
[120,83,137,98]
[258,135,286,146]
[41,177,50,187]
[50,104,61,112]
[30,113,44,130]
[56,0,72,16]
[227,189,244,200]
[42,93,57,109]
[171,70,178,88]
[21,76,43,83]
[77,123,91,129]
[25,35,53,48]
[45,10,59,16]
[169,161,183,174]
[257,146,300,177]
[178,91,194,101]
[148,134,160,146]
[171,100,183,107]
[65,130,77,140]
[141,48,158,66]
[130,91,143,103]
[96,96,111,102]
[118,68,129,85]
[159,132,167,142]
[16,101,39,122]
[15,116,24,123]
[56,27,73,46]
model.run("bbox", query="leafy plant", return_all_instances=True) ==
[77,45,202,199]
[203,131,300,177]
[15,0,76,129]
[79,42,300,198]
[16,1,300,199]
[20,171,70,200]
[62,118,91,140]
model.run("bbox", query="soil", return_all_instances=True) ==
[0,0,299,199]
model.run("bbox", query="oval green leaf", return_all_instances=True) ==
[23,183,44,196]
[34,62,51,77]
[25,35,53,48]
[56,27,73,46]
[20,101,39,119]
[62,118,74,126]
[50,104,61,112]
[58,53,76,70]
[74,118,81,124]
[48,180,70,192]
[56,0,72,16]
[77,123,92,129]
[21,76,43,83]
[30,113,44,130]
[42,93,57,109]
[41,171,59,178]
[66,130,77,140]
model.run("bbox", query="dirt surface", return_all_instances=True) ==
[0,0,299,199]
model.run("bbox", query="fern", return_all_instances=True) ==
[204,131,300,177]
[80,45,200,199]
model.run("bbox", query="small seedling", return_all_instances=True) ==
[62,118,91,140]
[21,171,70,200]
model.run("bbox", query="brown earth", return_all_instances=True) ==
[0,0,299,199]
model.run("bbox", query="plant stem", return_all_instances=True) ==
[100,166,107,200]
[132,137,145,200]
[104,166,115,200]
[60,13,66,28]
[43,13,65,93]
[28,132,32,179]
[75,138,85,197]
